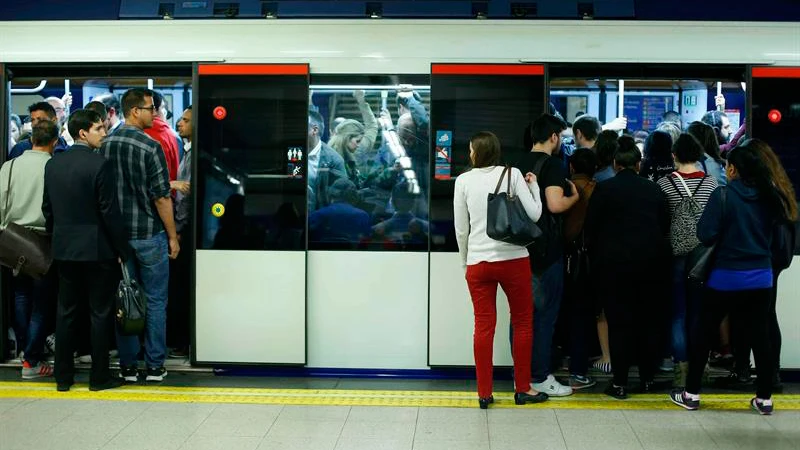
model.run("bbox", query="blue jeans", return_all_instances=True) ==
[531,257,565,383]
[116,232,169,369]
[671,256,703,363]
[13,272,56,365]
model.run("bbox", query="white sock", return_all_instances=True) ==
[685,392,700,401]
[757,398,773,406]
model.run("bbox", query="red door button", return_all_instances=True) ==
[213,106,227,120]
[768,109,782,124]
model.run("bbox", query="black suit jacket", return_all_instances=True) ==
[43,144,131,262]
[584,168,671,266]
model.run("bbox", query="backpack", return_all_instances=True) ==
[527,154,563,272]
[668,173,706,256]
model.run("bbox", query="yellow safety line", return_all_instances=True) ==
[1,382,799,410]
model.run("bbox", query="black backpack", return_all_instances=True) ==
[527,154,563,273]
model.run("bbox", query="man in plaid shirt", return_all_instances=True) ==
[102,88,180,383]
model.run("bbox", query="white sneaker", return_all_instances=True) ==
[76,354,92,364]
[532,374,573,397]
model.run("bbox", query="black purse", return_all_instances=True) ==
[486,166,543,247]
[116,262,147,336]
[687,187,726,282]
[0,158,53,279]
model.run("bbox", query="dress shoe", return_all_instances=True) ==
[478,395,494,409]
[89,379,124,391]
[514,391,548,405]
[56,382,73,392]
[604,384,628,400]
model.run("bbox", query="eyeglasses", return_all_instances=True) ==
[136,105,157,113]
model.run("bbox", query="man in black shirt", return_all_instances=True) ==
[517,114,580,397]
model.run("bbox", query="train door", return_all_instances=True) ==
[194,64,308,365]
[0,63,7,361]
[428,63,547,366]
[750,65,800,370]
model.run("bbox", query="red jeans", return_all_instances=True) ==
[466,257,533,398]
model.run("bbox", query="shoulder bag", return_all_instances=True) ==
[0,159,53,278]
[116,262,147,336]
[687,187,726,282]
[486,166,542,247]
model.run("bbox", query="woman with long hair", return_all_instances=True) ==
[736,139,797,389]
[329,119,367,187]
[454,131,548,408]
[688,121,727,187]
[640,130,675,183]
[670,141,790,415]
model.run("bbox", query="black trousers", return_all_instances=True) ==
[167,230,192,349]
[54,261,120,386]
[599,262,668,388]
[687,287,774,399]
[733,274,782,376]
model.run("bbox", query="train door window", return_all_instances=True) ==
[307,74,430,251]
[751,67,800,192]
[429,64,546,252]
[196,65,309,251]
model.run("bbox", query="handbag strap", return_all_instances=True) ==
[120,261,133,285]
[4,158,16,219]
[493,166,510,195]
[505,165,514,198]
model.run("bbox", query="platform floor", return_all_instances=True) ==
[1,369,799,450]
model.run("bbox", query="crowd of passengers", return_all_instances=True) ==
[455,99,795,415]
[5,88,193,390]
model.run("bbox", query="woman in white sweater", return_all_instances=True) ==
[454,131,548,409]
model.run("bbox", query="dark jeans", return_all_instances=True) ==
[116,232,169,369]
[600,262,666,388]
[686,287,774,399]
[563,259,593,376]
[671,256,703,363]
[531,258,564,383]
[55,261,119,386]
[13,269,56,365]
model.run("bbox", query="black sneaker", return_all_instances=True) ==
[119,366,138,383]
[146,367,168,382]
[751,397,773,415]
[669,389,699,411]
[90,379,124,391]
[604,384,627,400]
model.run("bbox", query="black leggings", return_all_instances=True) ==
[686,287,774,399]
[733,275,782,376]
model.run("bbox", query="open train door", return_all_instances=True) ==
[0,63,7,361]
[194,64,308,365]
[750,65,800,370]
[428,63,547,366]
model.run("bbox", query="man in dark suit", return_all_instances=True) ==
[43,109,131,392]
[584,136,671,400]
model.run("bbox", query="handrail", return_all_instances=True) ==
[10,80,47,94]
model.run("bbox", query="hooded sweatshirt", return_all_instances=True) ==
[697,179,776,291]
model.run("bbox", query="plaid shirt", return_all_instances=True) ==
[101,124,171,240]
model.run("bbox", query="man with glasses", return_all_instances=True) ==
[101,88,180,384]
[8,102,69,159]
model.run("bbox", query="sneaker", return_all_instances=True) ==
[76,354,92,364]
[168,348,189,359]
[569,374,596,390]
[669,389,699,411]
[660,358,674,372]
[532,374,573,397]
[750,397,773,415]
[592,359,612,374]
[21,361,53,380]
[146,367,168,382]
[119,366,138,383]
[45,334,56,354]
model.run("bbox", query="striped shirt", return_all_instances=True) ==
[101,124,171,240]
[657,171,719,215]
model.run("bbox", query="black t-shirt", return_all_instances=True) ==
[517,151,569,268]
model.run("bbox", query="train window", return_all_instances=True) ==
[752,73,800,193]
[307,74,430,252]
[429,69,545,252]
[197,69,309,251]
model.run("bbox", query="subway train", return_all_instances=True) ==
[1,19,799,373]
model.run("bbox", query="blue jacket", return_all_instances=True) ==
[697,154,727,187]
[697,180,775,271]
[9,137,69,159]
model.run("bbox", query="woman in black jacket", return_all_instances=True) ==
[670,140,791,415]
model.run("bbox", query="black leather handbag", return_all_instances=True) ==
[687,187,726,282]
[116,262,147,336]
[0,159,52,279]
[486,166,542,247]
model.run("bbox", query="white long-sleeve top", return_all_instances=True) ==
[454,166,542,267]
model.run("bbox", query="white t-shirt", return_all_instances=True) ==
[454,166,542,267]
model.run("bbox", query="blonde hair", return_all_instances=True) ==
[328,119,365,157]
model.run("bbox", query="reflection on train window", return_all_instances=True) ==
[307,75,430,251]
[752,77,800,193]
[197,74,308,251]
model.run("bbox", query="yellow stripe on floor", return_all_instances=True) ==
[1,382,798,410]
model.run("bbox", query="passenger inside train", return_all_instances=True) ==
[0,70,795,417]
